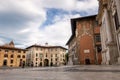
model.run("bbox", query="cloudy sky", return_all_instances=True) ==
[0,0,98,48]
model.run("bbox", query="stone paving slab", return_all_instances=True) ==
[0,65,120,80]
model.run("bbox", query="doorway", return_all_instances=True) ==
[85,59,90,65]
[50,62,53,66]
[44,59,49,66]
[40,62,42,66]
[3,60,7,66]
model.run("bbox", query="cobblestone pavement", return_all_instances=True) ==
[0,65,120,80]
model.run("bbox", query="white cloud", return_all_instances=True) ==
[0,0,98,48]
[38,14,81,47]
[40,0,77,11]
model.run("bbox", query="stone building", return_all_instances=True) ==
[67,15,102,65]
[0,41,27,67]
[97,0,120,64]
[66,36,77,65]
[26,43,67,67]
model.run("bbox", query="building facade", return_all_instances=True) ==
[66,36,77,65]
[67,15,102,65]
[0,41,27,67]
[26,44,67,67]
[97,0,120,64]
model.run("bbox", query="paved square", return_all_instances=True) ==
[0,65,120,80]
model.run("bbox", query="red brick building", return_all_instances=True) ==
[67,15,102,65]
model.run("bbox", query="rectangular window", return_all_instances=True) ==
[40,58,42,61]
[12,50,14,53]
[55,58,57,61]
[23,51,26,53]
[96,45,102,53]
[114,12,120,30]
[11,60,13,63]
[95,35,101,42]
[40,54,43,58]
[46,54,47,57]
[55,54,57,57]
[5,50,8,53]
[36,53,38,57]
[36,58,38,61]
[18,50,21,53]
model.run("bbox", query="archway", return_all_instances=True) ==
[44,59,49,66]
[3,60,7,66]
[85,59,90,65]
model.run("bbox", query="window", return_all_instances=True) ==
[114,12,120,30]
[55,54,57,57]
[40,54,43,58]
[5,50,8,53]
[36,53,38,57]
[22,55,25,58]
[36,58,38,61]
[12,50,14,53]
[23,51,26,53]
[95,35,101,42]
[4,54,8,57]
[46,54,47,57]
[11,60,13,63]
[18,50,21,53]
[17,55,21,58]
[63,55,64,57]
[40,58,42,61]
[55,58,57,61]
[96,45,102,53]
[95,21,98,27]
[11,55,14,58]
[51,59,53,61]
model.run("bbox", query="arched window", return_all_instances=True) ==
[11,54,14,58]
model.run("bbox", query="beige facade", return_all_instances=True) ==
[0,41,26,67]
[97,0,120,64]
[26,44,67,67]
[67,36,77,65]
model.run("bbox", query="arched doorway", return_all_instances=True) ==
[85,59,90,65]
[3,60,7,66]
[44,59,49,66]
